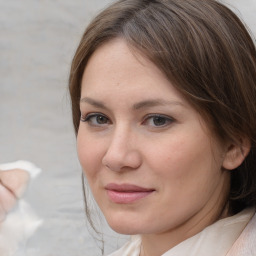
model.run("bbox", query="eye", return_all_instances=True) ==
[142,114,174,127]
[80,113,110,126]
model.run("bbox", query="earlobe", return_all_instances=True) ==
[222,138,251,170]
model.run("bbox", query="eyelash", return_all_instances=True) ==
[80,113,110,126]
[80,113,174,128]
[142,114,174,127]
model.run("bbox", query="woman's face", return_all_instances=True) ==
[77,39,230,238]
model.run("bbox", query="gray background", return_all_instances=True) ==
[0,1,255,255]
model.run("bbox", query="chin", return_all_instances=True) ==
[110,224,141,235]
[106,212,146,235]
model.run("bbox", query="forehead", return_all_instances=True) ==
[81,39,182,101]
[83,39,160,85]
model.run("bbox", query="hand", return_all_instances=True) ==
[0,169,29,222]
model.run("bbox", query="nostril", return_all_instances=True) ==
[102,149,142,172]
[101,134,142,172]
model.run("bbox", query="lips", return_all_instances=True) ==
[105,183,155,204]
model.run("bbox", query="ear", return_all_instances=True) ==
[222,137,251,170]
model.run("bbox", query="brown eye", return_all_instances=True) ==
[81,113,110,126]
[96,115,108,124]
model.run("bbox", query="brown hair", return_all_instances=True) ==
[69,0,256,216]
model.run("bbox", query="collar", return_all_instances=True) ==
[162,208,255,256]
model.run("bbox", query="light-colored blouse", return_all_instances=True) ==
[107,208,256,256]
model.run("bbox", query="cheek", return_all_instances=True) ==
[77,130,104,181]
[145,134,225,220]
[147,132,221,188]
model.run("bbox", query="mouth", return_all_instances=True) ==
[105,183,155,204]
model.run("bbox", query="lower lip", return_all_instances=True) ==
[106,190,154,204]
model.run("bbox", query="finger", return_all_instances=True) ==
[0,169,30,199]
[0,180,17,219]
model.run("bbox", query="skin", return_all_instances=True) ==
[0,169,29,222]
[77,39,245,256]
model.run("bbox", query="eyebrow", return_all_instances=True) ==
[80,97,109,110]
[80,97,184,110]
[133,99,184,110]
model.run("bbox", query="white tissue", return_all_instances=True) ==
[0,160,41,179]
[0,161,43,256]
[0,200,43,255]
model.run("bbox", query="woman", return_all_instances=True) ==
[69,0,256,255]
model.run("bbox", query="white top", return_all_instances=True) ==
[107,208,256,256]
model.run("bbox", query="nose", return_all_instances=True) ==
[102,128,142,172]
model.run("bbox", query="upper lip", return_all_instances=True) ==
[105,183,155,192]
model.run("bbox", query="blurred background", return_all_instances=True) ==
[0,0,255,255]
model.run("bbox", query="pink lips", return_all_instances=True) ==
[105,183,155,204]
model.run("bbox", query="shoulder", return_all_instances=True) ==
[106,236,141,256]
